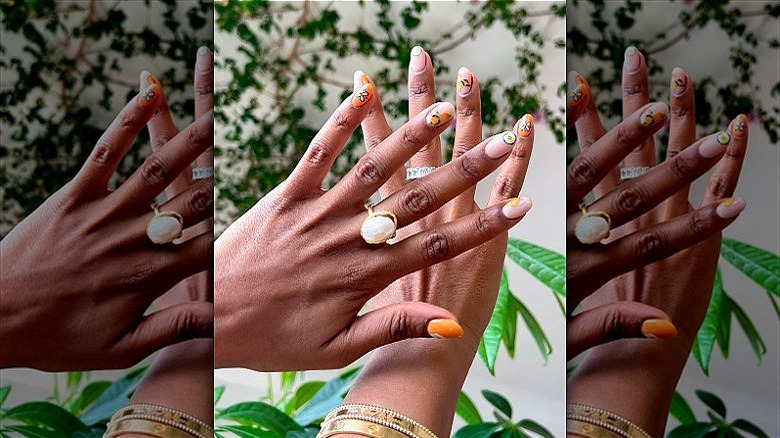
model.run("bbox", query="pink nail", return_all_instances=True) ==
[624,46,641,74]
[699,131,730,158]
[716,197,746,219]
[638,102,668,127]
[410,46,427,73]
[485,131,517,159]
[502,197,532,219]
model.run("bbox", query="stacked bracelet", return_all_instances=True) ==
[566,404,653,438]
[104,403,213,438]
[318,403,438,438]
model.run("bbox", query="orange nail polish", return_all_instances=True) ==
[427,319,463,339]
[138,84,159,107]
[639,102,668,127]
[641,319,677,338]
[518,114,533,137]
[426,103,454,127]
[352,83,374,107]
[731,114,747,138]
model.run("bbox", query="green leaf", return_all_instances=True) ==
[65,372,84,393]
[79,367,146,425]
[721,238,779,296]
[692,268,726,374]
[290,381,326,411]
[517,419,554,438]
[731,419,770,438]
[453,422,502,438]
[217,425,282,438]
[0,425,69,438]
[730,296,767,363]
[218,402,303,435]
[478,268,512,375]
[3,402,89,433]
[215,385,226,406]
[0,386,10,407]
[516,299,552,363]
[506,239,565,297]
[696,390,727,419]
[293,367,360,426]
[670,391,697,425]
[667,422,716,438]
[455,391,483,425]
[502,292,520,358]
[481,390,512,418]
[68,381,111,415]
[280,372,299,394]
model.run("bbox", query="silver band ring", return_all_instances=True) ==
[192,167,214,180]
[620,166,650,180]
[360,204,398,245]
[406,166,437,180]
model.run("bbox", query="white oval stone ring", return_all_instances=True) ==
[574,203,611,245]
[146,204,184,245]
[360,203,398,245]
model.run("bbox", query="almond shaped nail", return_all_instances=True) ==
[716,197,746,219]
[641,319,677,338]
[352,83,374,107]
[457,67,473,96]
[410,46,427,72]
[485,131,517,158]
[138,83,159,107]
[502,197,532,219]
[670,67,686,96]
[731,114,747,138]
[518,114,533,137]
[639,103,668,127]
[427,319,463,339]
[624,46,640,74]
[699,131,730,158]
[426,103,454,127]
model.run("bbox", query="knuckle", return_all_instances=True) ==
[614,186,645,215]
[689,209,711,234]
[331,109,351,129]
[725,144,745,160]
[421,232,451,261]
[511,144,531,160]
[387,311,412,343]
[636,231,664,262]
[578,133,599,150]
[187,124,206,146]
[409,82,430,96]
[127,262,155,285]
[615,125,633,149]
[475,210,497,234]
[671,105,689,118]
[140,156,170,186]
[568,157,596,187]
[151,134,172,151]
[622,82,643,96]
[305,139,330,165]
[455,154,482,181]
[355,156,386,186]
[195,82,214,97]
[401,187,434,216]
[671,153,696,179]
[457,106,475,118]
[91,142,113,165]
[402,125,425,149]
[707,175,732,199]
[117,110,139,130]
[494,174,518,200]
[364,133,385,151]
[188,187,213,215]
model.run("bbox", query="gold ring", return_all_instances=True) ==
[574,203,611,244]
[360,203,397,245]
[146,204,183,244]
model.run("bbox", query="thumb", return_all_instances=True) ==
[112,301,214,367]
[567,301,677,361]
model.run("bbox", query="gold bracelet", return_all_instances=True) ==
[324,404,438,438]
[318,418,410,438]
[566,404,653,438]
[107,403,213,438]
[104,418,195,438]
[567,418,626,438]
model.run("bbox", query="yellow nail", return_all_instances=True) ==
[641,319,677,339]
[427,319,463,339]
[352,83,374,108]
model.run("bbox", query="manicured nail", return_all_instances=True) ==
[518,114,533,138]
[425,102,454,127]
[699,131,730,158]
[670,67,686,96]
[716,197,746,219]
[427,319,463,339]
[196,46,213,74]
[138,83,159,107]
[641,319,677,338]
[624,46,641,74]
[457,67,473,96]
[485,131,518,158]
[352,82,374,108]
[731,114,747,138]
[141,70,158,87]
[567,71,588,108]
[639,102,668,127]
[502,197,532,219]
[410,46,427,72]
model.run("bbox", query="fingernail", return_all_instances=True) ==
[639,102,668,127]
[457,67,473,96]
[352,82,374,108]
[138,83,159,107]
[485,131,518,158]
[641,319,677,338]
[624,46,641,74]
[716,197,746,219]
[502,197,532,219]
[410,46,427,73]
[699,131,730,158]
[140,70,158,87]
[354,70,370,88]
[196,46,213,74]
[567,71,588,107]
[731,114,747,138]
[425,102,454,127]
[427,319,463,339]
[517,114,533,138]
[670,67,687,96]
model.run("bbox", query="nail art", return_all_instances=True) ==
[670,67,686,95]
[486,131,517,158]
[639,103,667,127]
[518,114,533,137]
[641,319,677,339]
[699,131,729,158]
[456,68,473,96]
[426,103,453,127]
[352,83,374,107]
[567,72,588,107]
[197,46,210,57]
[410,46,426,72]
[502,197,532,219]
[624,46,640,73]
[716,131,731,145]
[716,197,746,219]
[138,84,159,107]
[427,319,463,339]
[502,131,517,145]
[731,114,747,138]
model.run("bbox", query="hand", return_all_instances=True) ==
[565,47,747,435]
[0,76,214,371]
[214,69,529,371]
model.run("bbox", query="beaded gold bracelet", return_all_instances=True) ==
[104,418,195,438]
[318,418,410,438]
[567,418,626,438]
[566,404,653,438]
[324,403,437,438]
[105,403,213,438]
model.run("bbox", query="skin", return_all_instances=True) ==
[565,48,748,436]
[0,68,214,371]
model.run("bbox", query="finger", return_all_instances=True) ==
[569,198,745,295]
[663,67,697,216]
[141,71,192,197]
[408,46,442,167]
[702,114,748,205]
[376,130,520,228]
[579,132,732,231]
[73,83,162,196]
[285,83,376,196]
[571,73,617,198]
[116,110,214,207]
[621,46,655,167]
[194,46,214,169]
[567,302,675,360]
[151,177,214,229]
[488,115,534,205]
[567,102,668,211]
[566,70,590,129]
[326,302,461,366]
[451,67,483,214]
[327,102,454,206]
[383,198,531,277]
[113,301,213,366]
